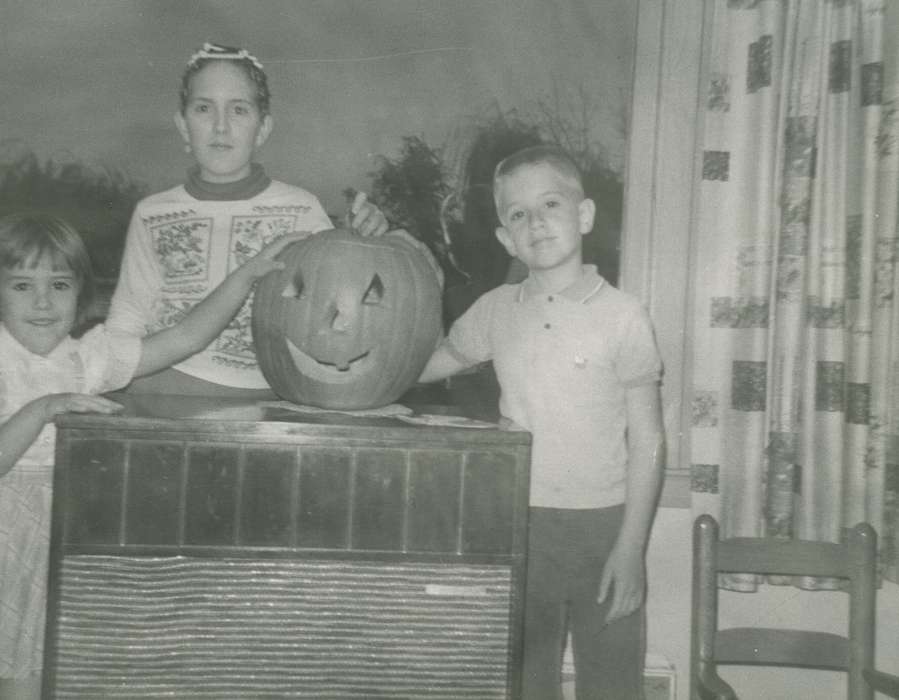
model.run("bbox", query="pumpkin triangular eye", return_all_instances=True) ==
[282,272,304,299]
[362,274,384,305]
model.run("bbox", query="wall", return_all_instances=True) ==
[0,0,635,216]
[625,1,899,697]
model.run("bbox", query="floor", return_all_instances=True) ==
[560,649,677,700]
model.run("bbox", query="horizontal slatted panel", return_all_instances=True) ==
[54,557,513,699]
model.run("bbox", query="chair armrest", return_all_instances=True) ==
[695,668,738,700]
[865,668,899,698]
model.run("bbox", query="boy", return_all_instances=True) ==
[419,145,664,699]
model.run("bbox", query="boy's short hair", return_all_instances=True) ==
[493,144,585,194]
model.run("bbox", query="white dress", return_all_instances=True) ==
[0,323,139,677]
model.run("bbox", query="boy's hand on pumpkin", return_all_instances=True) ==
[348,191,389,237]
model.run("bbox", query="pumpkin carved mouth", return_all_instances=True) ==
[285,339,375,383]
[252,229,443,409]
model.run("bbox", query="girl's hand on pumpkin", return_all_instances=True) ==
[242,232,307,283]
[349,191,389,237]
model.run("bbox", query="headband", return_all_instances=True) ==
[187,42,264,70]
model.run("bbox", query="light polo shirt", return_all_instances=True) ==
[445,265,662,509]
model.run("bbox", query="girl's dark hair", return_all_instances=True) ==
[0,212,96,319]
[179,43,271,115]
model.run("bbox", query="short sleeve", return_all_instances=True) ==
[445,291,496,366]
[76,325,142,394]
[616,303,662,388]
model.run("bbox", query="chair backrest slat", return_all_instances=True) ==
[715,628,849,669]
[715,538,848,578]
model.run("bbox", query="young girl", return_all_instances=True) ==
[106,43,388,397]
[0,212,299,699]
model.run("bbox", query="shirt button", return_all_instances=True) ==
[544,323,551,329]
[548,296,554,302]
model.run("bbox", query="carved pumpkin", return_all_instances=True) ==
[251,228,443,409]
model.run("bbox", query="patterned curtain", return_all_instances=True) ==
[688,0,899,588]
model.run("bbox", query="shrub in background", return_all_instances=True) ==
[0,140,145,301]
[363,99,624,325]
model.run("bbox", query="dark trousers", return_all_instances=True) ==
[522,505,645,700]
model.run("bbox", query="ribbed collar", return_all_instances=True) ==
[184,163,272,201]
[517,264,605,304]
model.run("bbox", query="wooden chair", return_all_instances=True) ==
[690,514,899,700]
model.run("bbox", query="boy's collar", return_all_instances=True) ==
[517,264,605,304]
[185,163,272,201]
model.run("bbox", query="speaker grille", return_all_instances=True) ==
[54,556,513,698]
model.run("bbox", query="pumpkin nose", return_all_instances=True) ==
[330,293,359,333]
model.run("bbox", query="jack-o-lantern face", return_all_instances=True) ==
[251,229,442,409]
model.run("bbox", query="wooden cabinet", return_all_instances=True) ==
[45,394,530,699]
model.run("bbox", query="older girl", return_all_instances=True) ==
[107,43,388,396]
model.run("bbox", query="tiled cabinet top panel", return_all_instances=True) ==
[54,395,530,558]
[60,438,523,555]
